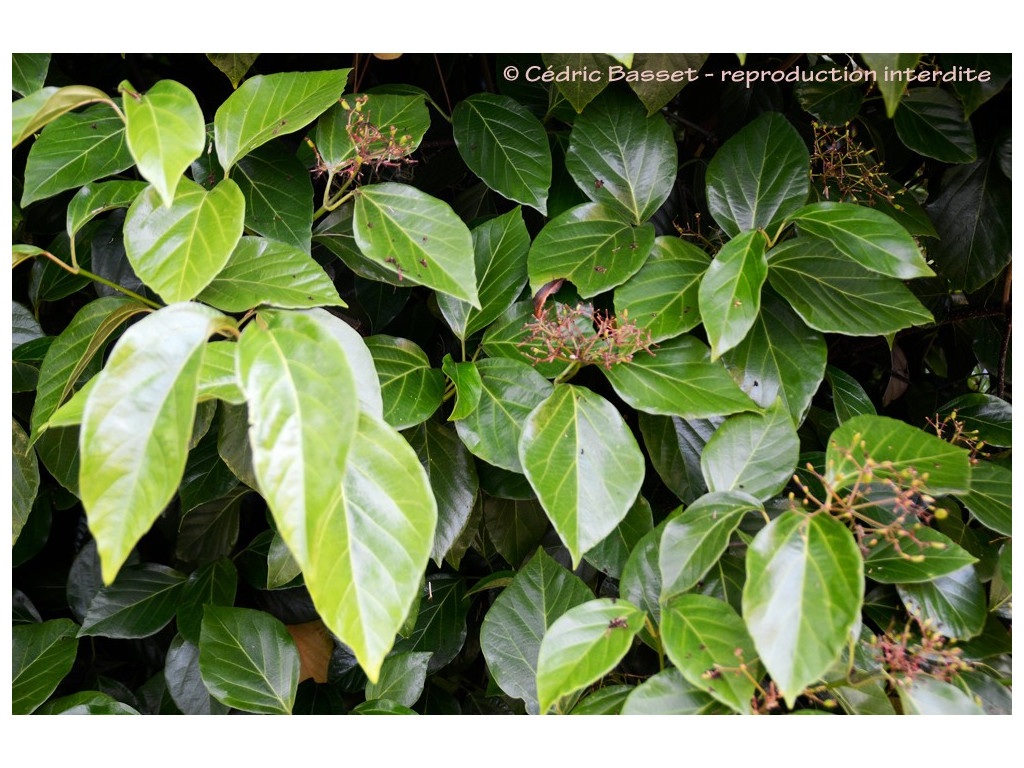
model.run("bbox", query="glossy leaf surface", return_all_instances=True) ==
[698,230,768,359]
[79,564,187,639]
[365,335,444,430]
[12,619,80,715]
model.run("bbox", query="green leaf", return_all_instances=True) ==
[198,236,343,312]
[722,287,826,424]
[706,112,809,238]
[394,575,469,672]
[826,364,876,423]
[21,106,135,207]
[66,181,149,243]
[214,68,351,171]
[404,421,479,565]
[365,335,443,430]
[454,357,553,473]
[541,53,616,112]
[480,301,571,379]
[121,79,206,206]
[196,341,244,405]
[79,564,187,639]
[352,699,418,715]
[627,53,708,115]
[442,354,482,421]
[603,335,759,420]
[300,411,436,683]
[314,202,406,286]
[698,230,769,359]
[535,598,644,715]
[80,303,230,583]
[37,691,140,715]
[565,89,677,224]
[365,651,432,708]
[945,53,1013,118]
[124,179,245,303]
[232,143,315,252]
[266,531,302,589]
[794,57,865,124]
[638,413,720,505]
[165,634,228,714]
[825,415,971,496]
[199,605,300,714]
[767,237,933,336]
[436,207,531,340]
[861,54,920,117]
[206,54,259,89]
[453,93,551,213]
[661,594,763,713]
[569,685,631,715]
[527,202,655,299]
[939,393,1011,448]
[585,494,653,579]
[315,92,430,168]
[30,297,148,440]
[898,565,986,640]
[353,183,479,307]
[12,619,80,715]
[894,88,977,163]
[12,54,50,96]
[743,511,864,707]
[176,559,238,644]
[483,495,551,569]
[480,548,593,714]
[863,525,977,584]
[659,491,759,600]
[701,399,799,501]
[925,152,1011,293]
[13,85,114,148]
[621,668,723,714]
[957,461,1011,536]
[519,385,645,567]
[613,236,708,343]
[13,420,39,546]
[237,308,358,561]
[897,676,984,715]
[790,202,934,279]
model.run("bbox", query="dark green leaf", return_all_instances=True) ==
[898,565,986,640]
[12,54,50,96]
[233,143,314,252]
[826,365,876,423]
[351,699,418,715]
[199,605,300,714]
[519,385,645,566]
[603,335,758,420]
[80,303,231,583]
[566,89,677,224]
[165,635,229,715]
[176,558,238,644]
[957,461,1011,536]
[830,679,897,715]
[21,106,134,207]
[613,236,708,343]
[365,651,432,708]
[541,54,616,112]
[743,511,863,707]
[568,685,631,714]
[627,53,708,115]
[944,53,1012,118]
[638,413,720,505]
[661,594,763,713]
[13,420,39,545]
[442,354,482,421]
[198,236,343,312]
[722,287,826,424]
[794,57,865,124]
[790,202,933,279]
[621,668,724,714]
[13,85,115,148]
[701,399,799,501]
[938,393,1011,448]
[894,88,977,163]
[353,183,479,306]
[861,54,920,117]
[12,619,80,714]
[36,691,140,715]
[124,179,245,303]
[79,564,187,639]
[404,421,479,565]
[314,202,405,286]
[698,230,768,359]
[453,94,551,213]
[480,548,593,714]
[366,335,444,430]
[584,494,653,579]
[863,525,977,584]
[826,415,971,496]
[214,69,351,171]
[436,207,531,340]
[527,202,655,299]
[394,574,468,672]
[767,237,933,336]
[482,495,550,569]
[455,357,553,472]
[315,92,430,167]
[925,151,1011,293]
[480,301,571,379]
[121,79,206,206]
[206,54,258,89]
[659,491,759,600]
[66,181,149,243]
[536,598,644,714]
[706,112,809,238]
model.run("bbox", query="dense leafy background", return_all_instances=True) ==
[12,52,1011,716]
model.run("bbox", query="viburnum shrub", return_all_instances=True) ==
[12,53,1011,715]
